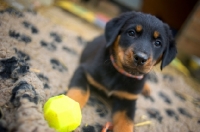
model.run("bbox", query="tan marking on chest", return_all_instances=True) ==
[86,73,138,100]
[108,90,138,100]
[86,73,108,93]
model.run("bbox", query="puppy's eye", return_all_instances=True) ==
[154,40,162,47]
[128,30,136,37]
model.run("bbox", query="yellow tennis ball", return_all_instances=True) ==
[44,95,82,132]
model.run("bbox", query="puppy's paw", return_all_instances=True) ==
[113,111,134,132]
[142,83,151,96]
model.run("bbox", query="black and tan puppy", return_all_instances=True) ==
[67,11,177,132]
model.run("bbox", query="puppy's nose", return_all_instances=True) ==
[134,52,148,65]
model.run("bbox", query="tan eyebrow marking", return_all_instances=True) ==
[153,31,160,38]
[136,25,142,32]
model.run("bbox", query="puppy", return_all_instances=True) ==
[67,11,177,132]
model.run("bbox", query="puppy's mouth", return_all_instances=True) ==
[110,54,146,79]
[122,55,153,75]
[122,65,146,76]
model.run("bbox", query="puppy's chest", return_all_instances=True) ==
[85,71,145,100]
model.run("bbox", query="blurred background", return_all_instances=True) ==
[1,0,200,82]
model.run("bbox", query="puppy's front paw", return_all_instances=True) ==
[113,111,134,132]
[142,83,151,96]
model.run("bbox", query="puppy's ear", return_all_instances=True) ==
[161,24,177,70]
[105,12,136,48]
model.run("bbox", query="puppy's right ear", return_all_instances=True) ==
[105,12,136,48]
[160,24,177,70]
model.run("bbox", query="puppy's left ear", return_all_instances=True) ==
[105,12,137,48]
[161,24,177,70]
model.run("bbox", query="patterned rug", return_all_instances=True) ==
[0,8,200,132]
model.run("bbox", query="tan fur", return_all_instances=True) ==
[153,31,160,38]
[124,48,134,65]
[113,111,134,132]
[142,83,151,96]
[142,57,153,73]
[113,35,124,68]
[136,25,143,32]
[108,91,138,100]
[67,88,90,109]
[86,73,108,93]
[86,73,138,100]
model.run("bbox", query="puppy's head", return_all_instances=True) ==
[105,11,177,76]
